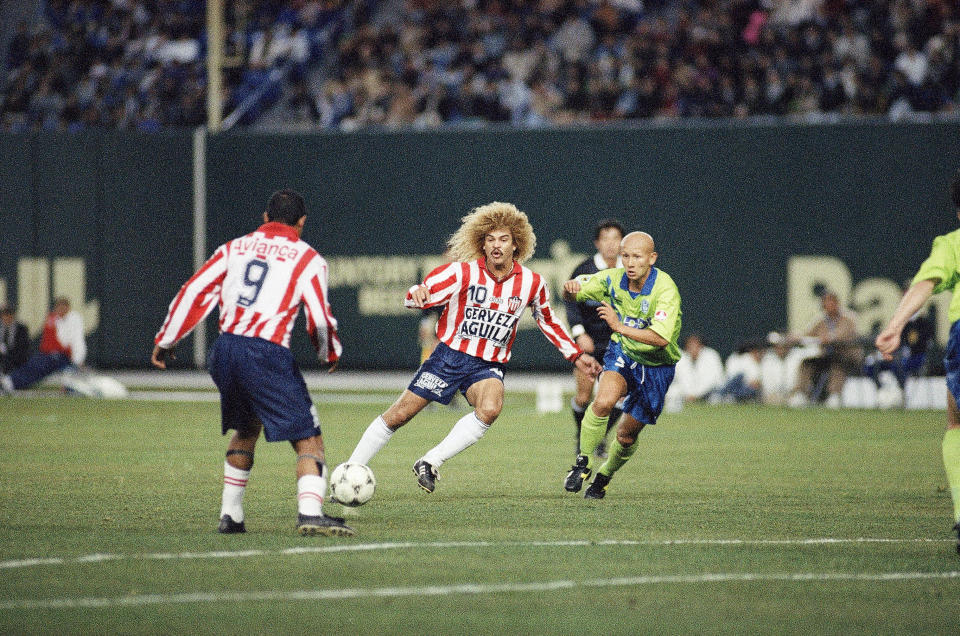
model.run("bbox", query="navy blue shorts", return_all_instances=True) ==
[208,332,320,442]
[945,321,960,405]
[408,342,505,404]
[602,341,675,425]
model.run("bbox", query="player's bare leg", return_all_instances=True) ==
[218,421,261,533]
[581,371,627,460]
[944,391,960,554]
[415,378,503,492]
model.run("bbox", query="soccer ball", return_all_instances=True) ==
[329,463,376,507]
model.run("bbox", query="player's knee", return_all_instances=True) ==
[590,401,614,417]
[616,429,637,446]
[475,401,502,425]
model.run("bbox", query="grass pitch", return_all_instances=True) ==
[1,393,959,634]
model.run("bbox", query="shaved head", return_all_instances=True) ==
[622,231,655,253]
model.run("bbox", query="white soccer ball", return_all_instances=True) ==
[329,462,376,507]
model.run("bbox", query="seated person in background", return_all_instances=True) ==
[714,340,765,403]
[1,297,85,393]
[760,332,820,405]
[863,288,934,390]
[0,305,30,374]
[787,291,863,408]
[669,333,725,403]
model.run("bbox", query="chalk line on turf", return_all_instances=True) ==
[1,537,952,570]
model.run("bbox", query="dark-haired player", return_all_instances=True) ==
[152,189,352,537]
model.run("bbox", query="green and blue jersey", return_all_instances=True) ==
[575,267,682,366]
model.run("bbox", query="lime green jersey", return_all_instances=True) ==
[575,267,682,366]
[913,227,960,323]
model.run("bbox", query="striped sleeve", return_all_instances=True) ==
[530,274,581,362]
[404,262,461,309]
[155,246,228,348]
[302,255,342,363]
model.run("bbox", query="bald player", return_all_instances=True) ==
[560,231,683,499]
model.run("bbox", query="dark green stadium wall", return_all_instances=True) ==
[2,122,959,369]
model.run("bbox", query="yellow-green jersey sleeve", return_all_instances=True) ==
[913,228,960,322]
[574,268,618,303]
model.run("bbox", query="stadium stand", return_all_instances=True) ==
[2,0,959,131]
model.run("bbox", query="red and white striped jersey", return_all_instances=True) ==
[155,222,341,363]
[406,258,581,364]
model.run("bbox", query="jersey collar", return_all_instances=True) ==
[479,257,521,282]
[620,267,658,297]
[257,221,300,241]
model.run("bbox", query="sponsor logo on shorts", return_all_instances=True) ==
[489,368,504,378]
[414,371,449,397]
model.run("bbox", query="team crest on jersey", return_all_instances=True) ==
[414,371,449,397]
[507,296,522,312]
[641,299,649,314]
[654,309,668,321]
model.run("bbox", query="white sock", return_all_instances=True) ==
[348,416,395,465]
[421,411,490,468]
[297,473,325,517]
[220,462,250,522]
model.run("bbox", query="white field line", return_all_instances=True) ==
[0,537,951,571]
[2,570,960,610]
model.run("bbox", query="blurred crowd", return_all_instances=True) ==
[0,0,350,132]
[3,0,960,132]
[302,0,960,129]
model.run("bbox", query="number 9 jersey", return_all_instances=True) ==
[154,221,341,364]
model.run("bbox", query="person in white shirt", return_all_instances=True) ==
[669,334,724,403]
[715,341,764,402]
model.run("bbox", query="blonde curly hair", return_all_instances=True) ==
[446,202,537,264]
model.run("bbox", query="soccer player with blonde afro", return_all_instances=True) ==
[347,202,601,492]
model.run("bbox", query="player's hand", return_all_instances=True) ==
[575,334,595,354]
[151,344,175,369]
[874,328,901,361]
[596,302,621,332]
[575,353,602,378]
[409,284,430,308]
[563,279,581,299]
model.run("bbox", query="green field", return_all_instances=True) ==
[2,394,959,634]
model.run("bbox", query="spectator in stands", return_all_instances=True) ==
[669,333,725,404]
[759,332,820,406]
[0,298,86,393]
[788,291,863,408]
[714,340,765,403]
[864,284,935,391]
[0,305,30,375]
